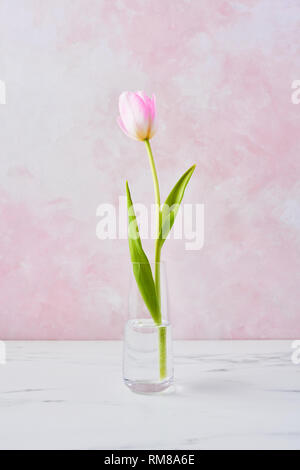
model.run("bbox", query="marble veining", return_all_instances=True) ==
[0,341,299,450]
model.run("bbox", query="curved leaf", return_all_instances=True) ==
[159,164,196,246]
[126,182,160,323]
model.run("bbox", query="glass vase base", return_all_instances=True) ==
[124,377,173,394]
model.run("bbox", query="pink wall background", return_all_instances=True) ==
[0,0,299,339]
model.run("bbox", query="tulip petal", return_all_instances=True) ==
[137,90,152,109]
[136,91,153,137]
[137,91,157,139]
[150,94,156,120]
[147,94,157,138]
[117,116,138,140]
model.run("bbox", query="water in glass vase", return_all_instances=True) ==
[123,319,173,393]
[123,262,174,393]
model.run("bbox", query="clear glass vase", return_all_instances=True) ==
[123,262,174,393]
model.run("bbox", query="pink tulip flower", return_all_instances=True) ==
[118,91,157,141]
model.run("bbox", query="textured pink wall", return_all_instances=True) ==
[0,0,299,339]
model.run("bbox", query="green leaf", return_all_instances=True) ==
[159,164,196,246]
[126,182,160,324]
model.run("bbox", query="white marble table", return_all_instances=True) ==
[0,341,299,450]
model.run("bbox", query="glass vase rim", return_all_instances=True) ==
[127,318,171,328]
[131,260,166,265]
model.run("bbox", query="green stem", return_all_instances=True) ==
[145,139,167,380]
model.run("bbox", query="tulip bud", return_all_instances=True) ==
[118,91,157,141]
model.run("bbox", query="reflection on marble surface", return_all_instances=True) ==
[0,341,299,450]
